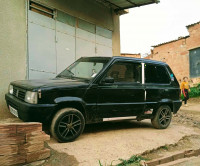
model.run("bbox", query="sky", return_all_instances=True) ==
[120,0,200,57]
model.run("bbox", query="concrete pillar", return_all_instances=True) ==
[112,12,121,56]
[0,0,27,119]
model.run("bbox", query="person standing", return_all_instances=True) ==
[180,77,190,106]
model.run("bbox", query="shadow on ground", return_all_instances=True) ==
[83,120,153,134]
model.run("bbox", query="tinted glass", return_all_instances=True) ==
[57,57,111,80]
[105,62,142,83]
[145,64,170,84]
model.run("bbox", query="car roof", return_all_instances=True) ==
[80,56,167,66]
[111,56,167,65]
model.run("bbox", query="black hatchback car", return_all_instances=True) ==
[5,57,182,142]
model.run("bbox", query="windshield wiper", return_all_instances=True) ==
[56,69,74,78]
[56,75,70,78]
[66,69,74,76]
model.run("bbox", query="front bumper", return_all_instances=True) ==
[5,93,56,122]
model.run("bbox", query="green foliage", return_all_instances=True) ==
[190,84,200,98]
[160,145,168,150]
[117,155,148,166]
[181,84,200,98]
[99,160,103,166]
[98,160,116,166]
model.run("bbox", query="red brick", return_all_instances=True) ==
[26,131,50,143]
[172,151,185,160]
[194,149,200,156]
[26,148,50,163]
[17,123,42,134]
[146,159,159,166]
[0,145,18,155]
[0,124,17,134]
[0,154,25,166]
[159,156,173,164]
[19,142,44,153]
[184,149,200,158]
[144,21,200,84]
[0,134,25,145]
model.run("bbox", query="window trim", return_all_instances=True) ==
[144,63,172,85]
[142,63,145,84]
[29,1,55,18]
[99,60,143,85]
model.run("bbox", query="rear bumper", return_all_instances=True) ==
[5,93,56,122]
[173,100,182,114]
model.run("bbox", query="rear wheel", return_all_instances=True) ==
[151,105,172,129]
[51,108,85,142]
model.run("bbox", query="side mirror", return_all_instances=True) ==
[105,77,114,84]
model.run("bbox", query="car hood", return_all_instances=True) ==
[11,78,89,91]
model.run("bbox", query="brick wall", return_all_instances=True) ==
[121,53,141,58]
[0,123,50,166]
[145,22,200,85]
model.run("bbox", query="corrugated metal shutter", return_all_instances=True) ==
[28,10,57,79]
[55,11,76,74]
[28,1,113,79]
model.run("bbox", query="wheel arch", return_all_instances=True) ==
[50,97,87,122]
[152,100,174,116]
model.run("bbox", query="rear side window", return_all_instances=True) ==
[145,64,170,84]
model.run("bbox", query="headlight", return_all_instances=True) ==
[8,85,13,94]
[25,91,38,104]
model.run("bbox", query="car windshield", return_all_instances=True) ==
[56,57,111,80]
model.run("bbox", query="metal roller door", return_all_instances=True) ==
[27,1,112,79]
[55,12,76,74]
[96,26,113,57]
[28,10,57,79]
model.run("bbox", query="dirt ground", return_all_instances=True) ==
[2,98,199,166]
[44,97,200,166]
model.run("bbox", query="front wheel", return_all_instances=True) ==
[51,108,85,142]
[151,105,172,129]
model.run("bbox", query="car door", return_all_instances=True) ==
[144,63,172,108]
[96,60,145,119]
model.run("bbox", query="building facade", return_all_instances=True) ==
[0,0,158,119]
[146,21,200,85]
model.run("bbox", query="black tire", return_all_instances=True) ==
[151,105,172,129]
[50,108,85,142]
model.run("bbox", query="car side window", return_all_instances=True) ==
[104,62,142,83]
[145,64,170,84]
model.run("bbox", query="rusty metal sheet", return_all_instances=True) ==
[99,0,159,11]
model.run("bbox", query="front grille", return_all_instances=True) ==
[13,87,26,101]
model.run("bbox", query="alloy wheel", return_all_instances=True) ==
[58,114,82,139]
[159,108,171,126]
